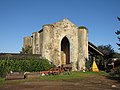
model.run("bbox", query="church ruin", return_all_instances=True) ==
[24,19,88,71]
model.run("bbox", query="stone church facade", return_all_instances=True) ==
[24,19,88,71]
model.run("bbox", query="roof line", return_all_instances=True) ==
[88,44,104,56]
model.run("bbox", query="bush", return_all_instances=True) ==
[109,66,120,77]
[85,59,92,71]
[0,58,53,77]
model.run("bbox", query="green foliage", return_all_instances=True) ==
[85,59,92,71]
[98,44,114,59]
[115,17,120,50]
[20,45,32,54]
[113,52,120,58]
[0,77,5,83]
[115,30,120,35]
[109,66,120,77]
[39,71,108,81]
[97,45,115,70]
[0,58,53,77]
[97,44,115,62]
[78,26,88,30]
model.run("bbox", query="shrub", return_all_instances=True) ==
[85,59,92,71]
[109,66,120,77]
[0,58,53,77]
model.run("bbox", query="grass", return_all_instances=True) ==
[0,77,5,84]
[0,71,108,84]
[39,71,108,81]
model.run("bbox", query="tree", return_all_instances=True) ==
[98,44,115,60]
[97,45,115,70]
[20,45,32,54]
[115,17,120,50]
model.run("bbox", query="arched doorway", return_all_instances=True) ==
[61,36,70,65]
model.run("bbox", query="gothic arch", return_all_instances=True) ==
[61,36,70,65]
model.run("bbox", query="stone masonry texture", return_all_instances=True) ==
[24,19,88,71]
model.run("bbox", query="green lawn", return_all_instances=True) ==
[0,71,108,84]
[39,71,108,81]
[0,77,5,84]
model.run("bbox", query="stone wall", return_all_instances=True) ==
[24,36,32,48]
[39,30,43,56]
[78,28,88,70]
[32,32,40,54]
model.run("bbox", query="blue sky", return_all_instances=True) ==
[0,0,120,53]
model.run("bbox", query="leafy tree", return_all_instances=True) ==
[115,17,120,50]
[113,52,120,58]
[97,45,115,70]
[98,44,114,60]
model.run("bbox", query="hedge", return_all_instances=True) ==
[0,58,53,77]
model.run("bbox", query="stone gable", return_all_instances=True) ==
[24,19,88,71]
